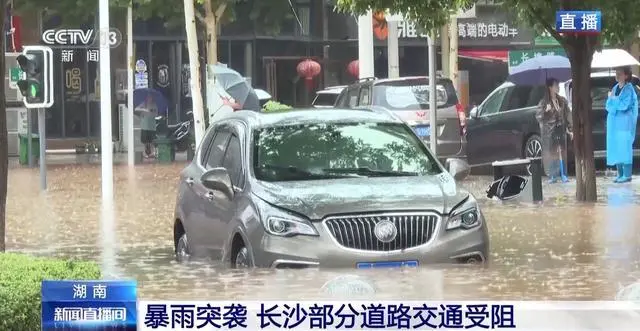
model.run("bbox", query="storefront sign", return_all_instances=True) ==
[156,64,169,88]
[508,48,566,68]
[135,72,148,89]
[135,59,147,73]
[387,13,533,47]
[65,68,82,95]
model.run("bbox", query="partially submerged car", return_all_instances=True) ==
[173,108,487,269]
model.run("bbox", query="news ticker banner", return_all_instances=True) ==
[42,280,640,330]
[41,280,137,330]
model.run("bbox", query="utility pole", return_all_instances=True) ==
[448,17,459,91]
[184,0,206,146]
[428,32,437,157]
[440,24,450,78]
[357,11,375,78]
[126,2,134,166]
[386,12,403,78]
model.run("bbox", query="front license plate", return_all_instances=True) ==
[414,126,430,137]
[356,261,419,269]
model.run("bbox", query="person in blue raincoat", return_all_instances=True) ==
[605,66,638,183]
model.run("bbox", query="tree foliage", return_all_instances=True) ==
[502,0,640,48]
[14,0,293,35]
[334,0,475,33]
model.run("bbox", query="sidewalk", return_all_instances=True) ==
[9,152,190,168]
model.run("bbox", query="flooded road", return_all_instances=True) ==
[5,163,640,300]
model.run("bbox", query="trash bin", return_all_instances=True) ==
[18,133,39,165]
[154,137,175,163]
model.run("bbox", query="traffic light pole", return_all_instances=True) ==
[38,108,47,190]
[27,108,34,167]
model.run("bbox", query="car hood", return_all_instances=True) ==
[252,173,469,220]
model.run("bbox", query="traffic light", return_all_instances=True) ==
[16,46,54,108]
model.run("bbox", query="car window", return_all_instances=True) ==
[335,90,348,107]
[502,86,533,111]
[358,86,371,106]
[253,122,441,182]
[480,87,509,116]
[347,87,359,107]
[205,130,231,169]
[526,86,546,107]
[591,77,618,107]
[222,134,243,187]
[372,78,455,110]
[198,128,218,165]
[312,92,339,107]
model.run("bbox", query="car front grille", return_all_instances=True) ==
[323,214,439,251]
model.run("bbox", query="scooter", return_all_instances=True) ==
[155,111,194,153]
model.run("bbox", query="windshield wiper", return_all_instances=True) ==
[322,167,418,177]
[258,164,357,179]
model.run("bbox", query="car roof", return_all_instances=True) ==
[220,108,401,128]
[316,89,343,94]
[317,85,347,93]
[372,76,452,84]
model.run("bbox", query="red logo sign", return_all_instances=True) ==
[416,111,426,118]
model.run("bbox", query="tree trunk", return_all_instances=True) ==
[205,17,218,65]
[0,0,7,251]
[566,36,598,201]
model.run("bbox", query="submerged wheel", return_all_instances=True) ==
[524,135,543,175]
[232,240,253,268]
[175,232,191,263]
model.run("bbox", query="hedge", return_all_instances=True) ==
[0,253,101,330]
[262,100,293,113]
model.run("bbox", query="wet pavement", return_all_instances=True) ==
[5,162,640,300]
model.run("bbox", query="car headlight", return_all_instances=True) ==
[265,216,318,237]
[446,197,481,230]
[256,198,319,237]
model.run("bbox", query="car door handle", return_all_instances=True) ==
[204,191,215,201]
[185,177,194,186]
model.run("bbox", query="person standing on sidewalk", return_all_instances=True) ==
[536,77,573,183]
[139,97,158,158]
[606,66,638,183]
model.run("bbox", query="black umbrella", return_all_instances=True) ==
[213,65,260,111]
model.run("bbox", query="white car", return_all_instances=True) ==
[312,86,346,108]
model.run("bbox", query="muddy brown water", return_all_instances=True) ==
[5,163,640,300]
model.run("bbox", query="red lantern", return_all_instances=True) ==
[347,60,359,78]
[297,59,321,90]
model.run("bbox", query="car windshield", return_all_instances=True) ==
[253,122,441,182]
[373,81,448,110]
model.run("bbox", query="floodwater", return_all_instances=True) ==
[5,162,640,300]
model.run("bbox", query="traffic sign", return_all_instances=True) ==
[9,67,23,89]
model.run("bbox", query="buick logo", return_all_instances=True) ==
[374,219,397,243]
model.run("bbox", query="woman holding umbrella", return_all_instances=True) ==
[606,66,638,183]
[536,77,573,183]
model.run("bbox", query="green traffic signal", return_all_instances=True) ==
[29,84,38,98]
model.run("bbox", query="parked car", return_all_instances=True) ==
[173,108,487,269]
[335,77,467,161]
[466,72,640,172]
[312,86,346,108]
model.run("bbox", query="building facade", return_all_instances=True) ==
[8,1,537,144]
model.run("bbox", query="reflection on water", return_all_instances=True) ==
[5,164,640,300]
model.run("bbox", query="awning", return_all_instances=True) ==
[458,50,508,63]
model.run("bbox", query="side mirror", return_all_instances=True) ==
[469,106,479,118]
[446,158,470,181]
[486,175,527,200]
[201,167,234,199]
